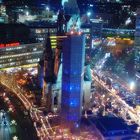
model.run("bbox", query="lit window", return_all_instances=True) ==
[33,48,37,51]
[36,29,41,33]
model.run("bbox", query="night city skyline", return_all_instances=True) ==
[0,0,140,140]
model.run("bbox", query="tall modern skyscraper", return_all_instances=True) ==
[61,34,85,129]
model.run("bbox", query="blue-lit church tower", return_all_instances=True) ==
[61,34,85,129]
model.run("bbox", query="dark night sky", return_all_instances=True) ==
[3,0,140,8]
[3,0,140,5]
[3,0,61,6]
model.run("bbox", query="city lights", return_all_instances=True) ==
[0,0,139,140]
[0,42,20,48]
[70,31,74,34]
[87,12,91,17]
[46,6,50,11]
[25,11,29,16]
[129,81,136,91]
[125,17,132,25]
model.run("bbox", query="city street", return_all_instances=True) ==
[91,69,140,126]
[0,114,11,140]
[0,85,38,140]
[0,0,139,139]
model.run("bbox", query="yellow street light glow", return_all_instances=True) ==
[107,37,114,39]
[50,36,57,39]
[0,63,38,71]
[123,38,131,40]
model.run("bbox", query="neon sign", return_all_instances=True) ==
[0,42,20,48]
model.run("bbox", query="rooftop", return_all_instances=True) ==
[88,117,136,137]
[98,117,135,137]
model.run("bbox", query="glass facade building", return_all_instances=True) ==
[61,35,85,128]
[81,20,103,50]
[0,42,44,69]
[27,22,58,49]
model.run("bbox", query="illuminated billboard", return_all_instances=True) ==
[0,42,20,49]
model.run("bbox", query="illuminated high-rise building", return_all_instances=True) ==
[61,34,85,129]
[0,23,43,69]
[81,18,103,50]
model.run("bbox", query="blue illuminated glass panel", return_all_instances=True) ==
[61,35,85,126]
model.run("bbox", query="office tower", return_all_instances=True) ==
[61,34,85,130]
[0,23,43,69]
